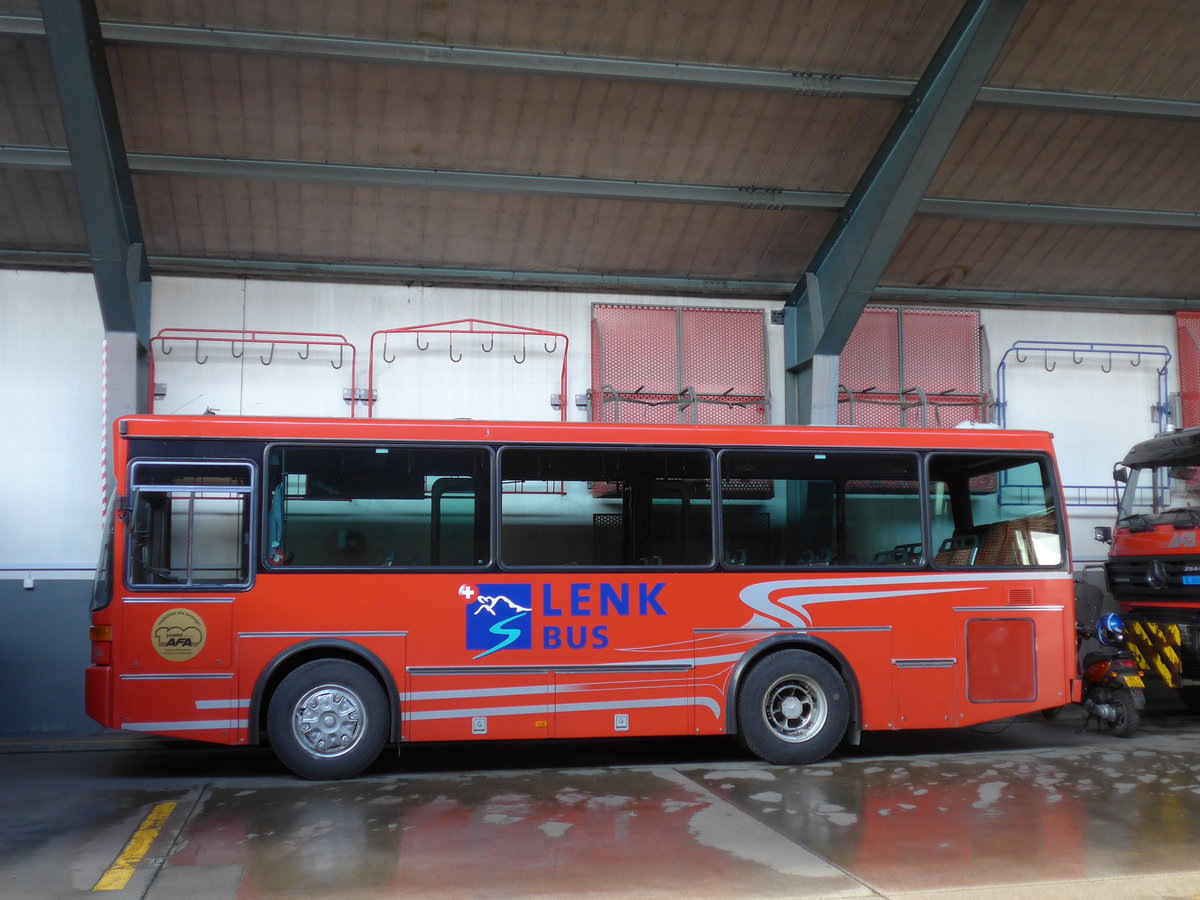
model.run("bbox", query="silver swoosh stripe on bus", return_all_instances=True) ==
[125,720,248,731]
[404,696,720,721]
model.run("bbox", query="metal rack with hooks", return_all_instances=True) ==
[368,318,569,421]
[148,328,359,416]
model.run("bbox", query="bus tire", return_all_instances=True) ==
[738,650,849,765]
[267,659,389,780]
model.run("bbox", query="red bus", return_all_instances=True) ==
[87,415,1077,778]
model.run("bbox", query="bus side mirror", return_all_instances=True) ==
[1113,465,1129,484]
[1095,526,1113,544]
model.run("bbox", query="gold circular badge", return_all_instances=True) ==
[151,608,206,662]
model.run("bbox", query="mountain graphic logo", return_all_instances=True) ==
[464,583,533,659]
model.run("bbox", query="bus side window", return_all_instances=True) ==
[928,454,1062,568]
[499,446,713,568]
[126,461,254,588]
[719,450,922,568]
[265,445,491,569]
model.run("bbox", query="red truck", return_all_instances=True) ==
[1098,426,1200,709]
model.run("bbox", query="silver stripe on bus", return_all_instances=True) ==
[120,672,233,680]
[125,720,247,731]
[695,625,891,634]
[404,696,719,722]
[124,597,235,604]
[408,663,692,677]
[239,631,407,638]
[893,658,957,669]
[195,699,251,709]
[953,606,1064,613]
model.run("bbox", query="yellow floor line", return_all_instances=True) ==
[92,801,177,892]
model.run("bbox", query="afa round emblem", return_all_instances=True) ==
[151,608,206,661]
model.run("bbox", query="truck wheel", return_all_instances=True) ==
[1105,688,1140,738]
[737,650,849,765]
[267,659,388,779]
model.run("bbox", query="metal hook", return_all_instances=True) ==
[231,342,243,359]
[382,336,396,364]
[1015,350,1027,364]
[331,344,345,370]
[161,342,173,356]
[449,336,462,363]
[481,334,494,352]
[260,343,275,366]
[195,341,208,365]
[297,344,310,360]
[544,336,559,354]
[514,336,526,365]
[1072,350,1084,364]
[416,333,429,351]
[1101,353,1113,374]
[1131,353,1142,367]
[1043,351,1055,372]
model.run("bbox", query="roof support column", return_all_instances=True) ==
[42,0,150,420]
[783,0,1026,424]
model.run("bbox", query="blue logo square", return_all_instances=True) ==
[464,583,533,659]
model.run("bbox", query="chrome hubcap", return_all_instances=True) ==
[292,683,365,758]
[762,674,827,743]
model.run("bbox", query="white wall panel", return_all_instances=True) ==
[981,307,1177,564]
[0,270,104,573]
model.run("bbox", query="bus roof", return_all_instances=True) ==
[116,415,1056,453]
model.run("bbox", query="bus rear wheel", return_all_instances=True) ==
[267,659,388,780]
[738,650,849,766]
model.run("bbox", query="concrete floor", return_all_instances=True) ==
[5,706,1200,899]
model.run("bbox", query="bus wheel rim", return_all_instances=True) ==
[292,683,366,758]
[762,674,827,743]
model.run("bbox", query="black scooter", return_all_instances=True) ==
[1078,612,1145,737]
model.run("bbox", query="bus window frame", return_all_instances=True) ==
[925,450,1066,571]
[261,441,496,573]
[496,442,718,572]
[715,447,928,571]
[124,458,257,592]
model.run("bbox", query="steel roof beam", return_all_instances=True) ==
[3,14,1199,122]
[4,247,1195,312]
[5,145,1197,230]
[38,3,149,345]
[783,0,1026,425]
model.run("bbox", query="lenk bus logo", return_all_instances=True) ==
[464,584,534,659]
[464,581,668,659]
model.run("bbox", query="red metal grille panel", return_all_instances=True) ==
[839,308,901,395]
[1178,313,1200,428]
[592,305,766,425]
[838,308,986,427]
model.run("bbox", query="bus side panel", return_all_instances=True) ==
[553,670,692,739]
[112,597,238,743]
[405,671,550,742]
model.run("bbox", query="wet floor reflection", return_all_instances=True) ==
[702,728,1200,893]
[166,768,860,898]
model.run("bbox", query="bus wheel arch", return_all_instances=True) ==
[729,640,858,764]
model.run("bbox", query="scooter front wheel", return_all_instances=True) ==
[1105,688,1140,738]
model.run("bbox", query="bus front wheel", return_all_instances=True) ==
[738,650,849,766]
[267,659,388,780]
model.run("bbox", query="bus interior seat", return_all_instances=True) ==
[935,533,980,566]
[874,543,923,566]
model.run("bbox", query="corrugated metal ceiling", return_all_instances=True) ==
[0,0,1198,307]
